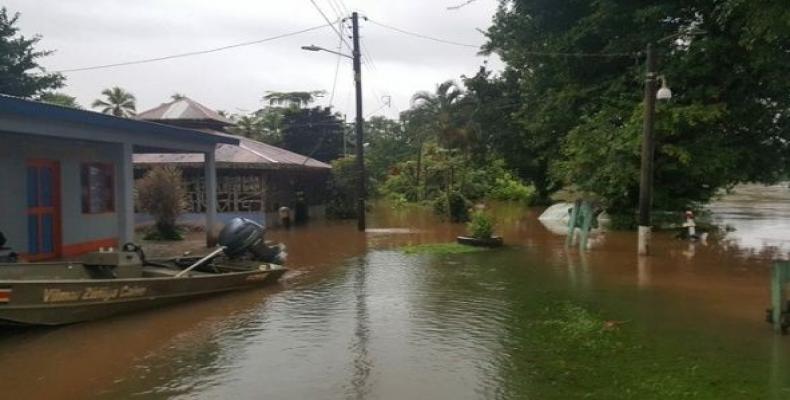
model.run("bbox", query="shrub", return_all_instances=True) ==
[467,210,495,239]
[326,156,359,219]
[433,190,470,222]
[488,172,537,204]
[136,166,187,240]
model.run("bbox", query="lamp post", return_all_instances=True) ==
[637,44,673,256]
[301,12,366,231]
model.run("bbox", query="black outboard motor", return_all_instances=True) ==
[218,218,286,264]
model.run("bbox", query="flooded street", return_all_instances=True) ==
[3,186,790,399]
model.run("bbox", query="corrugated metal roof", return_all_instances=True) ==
[136,97,234,125]
[134,132,331,170]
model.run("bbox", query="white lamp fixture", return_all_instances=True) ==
[656,76,672,100]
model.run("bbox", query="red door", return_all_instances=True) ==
[26,160,62,260]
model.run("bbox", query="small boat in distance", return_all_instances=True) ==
[0,218,286,326]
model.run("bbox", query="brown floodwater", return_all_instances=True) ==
[2,186,790,399]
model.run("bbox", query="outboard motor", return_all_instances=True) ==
[218,218,286,264]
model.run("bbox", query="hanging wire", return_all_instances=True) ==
[55,23,334,73]
[308,0,353,52]
[367,18,639,58]
[327,21,345,107]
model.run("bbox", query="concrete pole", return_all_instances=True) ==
[637,44,657,256]
[118,142,135,245]
[204,149,218,246]
[352,12,366,231]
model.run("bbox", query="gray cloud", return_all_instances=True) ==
[6,0,502,120]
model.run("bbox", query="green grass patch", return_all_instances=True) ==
[401,242,488,255]
[506,300,771,399]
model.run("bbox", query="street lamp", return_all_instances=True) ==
[637,29,705,256]
[301,45,352,59]
[656,76,672,100]
[637,34,697,256]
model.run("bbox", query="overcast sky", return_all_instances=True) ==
[6,0,503,120]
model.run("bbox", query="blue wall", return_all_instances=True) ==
[0,132,121,254]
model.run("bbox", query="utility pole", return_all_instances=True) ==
[351,12,366,231]
[637,44,657,256]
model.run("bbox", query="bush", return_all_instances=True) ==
[467,210,495,239]
[136,166,187,240]
[488,172,537,204]
[432,190,470,222]
[326,156,359,219]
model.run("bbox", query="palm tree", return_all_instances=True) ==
[410,80,469,149]
[409,80,470,198]
[92,87,136,117]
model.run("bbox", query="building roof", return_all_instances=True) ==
[136,97,234,126]
[134,132,331,170]
[0,94,238,147]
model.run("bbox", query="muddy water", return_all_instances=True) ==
[1,187,790,398]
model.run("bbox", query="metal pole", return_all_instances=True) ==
[352,12,366,231]
[637,44,657,256]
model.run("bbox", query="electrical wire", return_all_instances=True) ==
[323,0,343,22]
[365,102,389,118]
[55,23,334,73]
[308,0,353,52]
[368,18,639,58]
[327,21,345,107]
[367,19,479,48]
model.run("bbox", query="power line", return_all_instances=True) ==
[323,0,343,21]
[308,0,353,52]
[365,102,389,118]
[367,18,639,58]
[55,23,334,73]
[327,21,345,107]
[367,19,479,49]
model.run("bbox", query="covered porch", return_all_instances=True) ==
[0,95,237,260]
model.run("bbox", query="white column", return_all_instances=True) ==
[119,142,135,244]
[204,149,218,246]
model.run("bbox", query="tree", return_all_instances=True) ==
[410,80,471,149]
[263,90,325,108]
[38,92,81,108]
[92,87,136,117]
[226,107,285,145]
[0,7,64,97]
[281,106,344,162]
[364,116,412,185]
[484,0,790,213]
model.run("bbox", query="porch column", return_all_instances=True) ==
[205,149,218,246]
[119,142,135,244]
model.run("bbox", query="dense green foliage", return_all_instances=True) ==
[38,92,81,108]
[325,156,361,219]
[467,210,495,239]
[227,92,344,163]
[370,78,538,220]
[281,106,344,163]
[482,0,790,213]
[0,7,64,98]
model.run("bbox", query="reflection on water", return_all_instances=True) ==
[2,190,790,398]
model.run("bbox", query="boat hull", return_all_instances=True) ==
[0,268,286,326]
